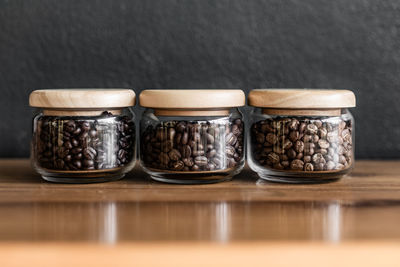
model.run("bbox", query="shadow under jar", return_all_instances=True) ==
[247,89,356,184]
[29,89,136,183]
[139,89,245,184]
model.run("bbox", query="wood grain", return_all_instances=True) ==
[29,89,135,108]
[248,89,356,108]
[1,159,400,266]
[1,159,399,203]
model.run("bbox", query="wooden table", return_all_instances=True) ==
[1,159,400,266]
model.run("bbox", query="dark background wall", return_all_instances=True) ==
[1,0,400,158]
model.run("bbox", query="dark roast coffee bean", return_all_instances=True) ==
[183,157,194,167]
[172,160,185,170]
[34,113,135,171]
[168,149,181,161]
[251,116,352,173]
[141,119,244,172]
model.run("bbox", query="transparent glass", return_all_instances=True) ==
[247,108,354,183]
[140,108,245,184]
[31,108,136,183]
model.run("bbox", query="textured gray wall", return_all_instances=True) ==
[1,0,400,158]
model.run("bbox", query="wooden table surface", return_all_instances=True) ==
[1,159,400,266]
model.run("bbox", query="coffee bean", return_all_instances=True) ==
[288,119,299,130]
[312,153,326,164]
[267,152,280,164]
[172,160,185,170]
[71,147,82,154]
[289,131,299,142]
[168,149,181,161]
[181,132,189,145]
[266,133,278,145]
[81,121,90,132]
[251,117,353,173]
[71,139,79,147]
[176,122,186,133]
[306,124,318,135]
[294,140,304,153]
[181,145,191,158]
[290,159,304,170]
[141,119,244,172]
[34,114,135,171]
[318,139,330,149]
[194,156,208,166]
[73,160,82,169]
[65,121,76,133]
[226,132,237,146]
[183,157,194,167]
[159,152,170,166]
[192,165,200,171]
[83,159,94,168]
[304,162,314,171]
[326,161,335,170]
[287,148,297,159]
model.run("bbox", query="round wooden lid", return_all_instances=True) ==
[248,89,356,108]
[29,89,136,108]
[139,89,245,108]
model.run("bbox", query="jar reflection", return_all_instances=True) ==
[9,201,400,242]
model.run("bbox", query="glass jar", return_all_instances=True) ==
[247,89,356,183]
[139,89,245,184]
[29,89,136,183]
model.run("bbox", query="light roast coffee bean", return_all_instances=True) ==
[251,117,352,172]
[141,119,244,172]
[34,111,135,171]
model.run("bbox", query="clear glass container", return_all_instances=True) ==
[247,89,356,183]
[139,89,245,184]
[29,89,136,183]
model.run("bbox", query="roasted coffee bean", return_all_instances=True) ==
[318,139,330,149]
[71,147,82,154]
[289,131,299,142]
[294,140,304,153]
[266,133,278,145]
[290,159,304,170]
[71,138,79,147]
[306,124,318,135]
[172,160,185,170]
[81,121,91,132]
[251,117,353,173]
[267,152,280,164]
[192,164,200,171]
[73,160,82,169]
[34,113,135,171]
[194,156,208,166]
[288,119,299,130]
[226,132,237,146]
[83,159,94,168]
[287,148,297,159]
[226,146,236,158]
[183,157,194,167]
[304,162,314,171]
[181,145,191,158]
[65,121,76,133]
[207,149,217,158]
[141,119,244,172]
[168,149,181,161]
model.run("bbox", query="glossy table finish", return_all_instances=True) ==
[1,159,400,266]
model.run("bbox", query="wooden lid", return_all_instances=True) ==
[29,89,136,108]
[248,89,356,108]
[140,90,245,108]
